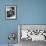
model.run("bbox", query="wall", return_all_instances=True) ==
[0,0,46,44]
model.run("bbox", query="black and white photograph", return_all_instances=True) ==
[6,5,16,19]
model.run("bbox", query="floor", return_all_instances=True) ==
[0,44,18,46]
[19,39,46,46]
[0,40,46,46]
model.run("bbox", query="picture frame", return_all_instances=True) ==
[5,5,16,20]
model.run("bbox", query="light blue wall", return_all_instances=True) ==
[0,0,46,44]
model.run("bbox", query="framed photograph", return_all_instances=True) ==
[6,5,16,20]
